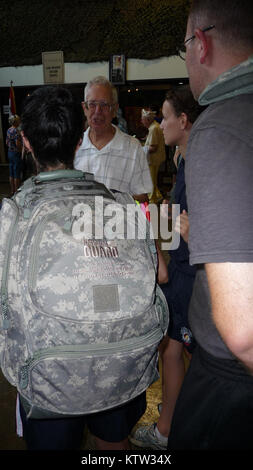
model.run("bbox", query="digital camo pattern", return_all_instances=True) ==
[20,337,160,417]
[198,55,253,105]
[0,198,29,386]
[0,172,169,418]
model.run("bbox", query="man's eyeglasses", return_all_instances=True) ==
[84,101,114,112]
[179,25,215,60]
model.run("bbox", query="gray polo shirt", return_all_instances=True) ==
[185,94,253,359]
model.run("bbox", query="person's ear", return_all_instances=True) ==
[82,101,89,120]
[194,28,209,64]
[179,112,188,130]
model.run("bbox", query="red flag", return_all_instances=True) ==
[9,83,16,116]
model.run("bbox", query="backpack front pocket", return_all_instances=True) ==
[19,327,162,419]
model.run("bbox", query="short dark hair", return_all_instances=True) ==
[21,86,85,170]
[165,85,202,124]
[189,0,253,50]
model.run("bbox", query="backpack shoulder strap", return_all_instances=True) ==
[113,192,157,269]
[15,170,115,208]
[34,169,94,183]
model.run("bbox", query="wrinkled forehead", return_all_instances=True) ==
[86,84,113,102]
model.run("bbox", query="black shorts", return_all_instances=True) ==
[161,268,196,353]
[167,346,253,450]
[20,392,146,450]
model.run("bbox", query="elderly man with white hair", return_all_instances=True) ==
[74,76,152,202]
[141,108,166,204]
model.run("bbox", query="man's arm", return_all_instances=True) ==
[147,125,159,154]
[130,140,153,199]
[148,144,158,153]
[205,262,253,373]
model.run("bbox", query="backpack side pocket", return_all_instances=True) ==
[0,198,19,331]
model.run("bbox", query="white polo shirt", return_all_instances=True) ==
[74,125,153,194]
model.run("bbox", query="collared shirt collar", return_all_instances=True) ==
[199,55,253,105]
[82,125,123,151]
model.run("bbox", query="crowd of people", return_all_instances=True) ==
[1,0,253,451]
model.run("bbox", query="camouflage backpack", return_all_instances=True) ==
[0,170,169,419]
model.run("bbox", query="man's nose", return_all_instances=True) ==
[94,103,103,112]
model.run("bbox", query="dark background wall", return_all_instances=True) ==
[0,0,191,163]
[0,0,191,67]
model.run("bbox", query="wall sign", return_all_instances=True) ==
[109,54,126,84]
[3,105,10,115]
[42,51,64,84]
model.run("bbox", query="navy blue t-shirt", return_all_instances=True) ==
[169,158,196,277]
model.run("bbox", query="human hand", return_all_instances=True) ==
[160,199,172,220]
[175,210,189,243]
[173,147,181,168]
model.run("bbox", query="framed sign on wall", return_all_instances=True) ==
[42,51,64,84]
[109,54,126,84]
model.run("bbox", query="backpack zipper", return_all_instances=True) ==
[20,189,114,209]
[19,326,162,390]
[0,200,19,329]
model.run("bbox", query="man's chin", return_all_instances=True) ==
[91,119,104,126]
[91,122,105,130]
